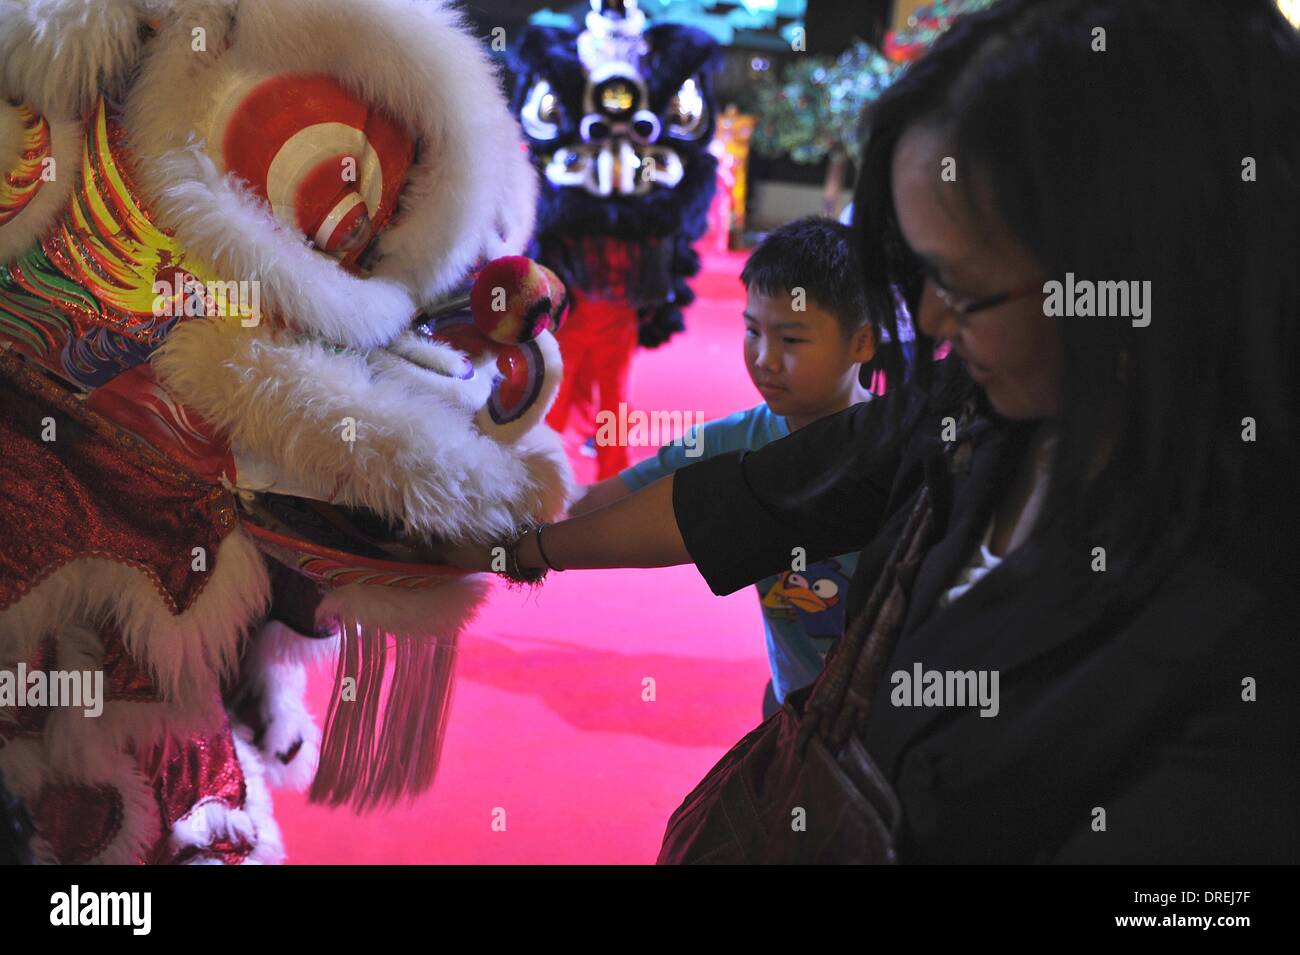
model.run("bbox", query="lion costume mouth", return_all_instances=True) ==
[0,0,575,831]
[218,253,568,588]
[0,78,568,586]
[238,492,461,589]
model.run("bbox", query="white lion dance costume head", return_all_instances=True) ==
[0,0,573,864]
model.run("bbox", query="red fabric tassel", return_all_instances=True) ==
[309,614,459,811]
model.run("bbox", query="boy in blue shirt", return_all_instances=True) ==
[570,217,876,717]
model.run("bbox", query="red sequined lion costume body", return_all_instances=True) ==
[0,0,572,864]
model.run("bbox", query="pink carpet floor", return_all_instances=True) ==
[274,248,773,863]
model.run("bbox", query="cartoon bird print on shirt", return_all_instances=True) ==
[761,559,852,641]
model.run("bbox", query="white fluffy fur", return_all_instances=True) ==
[3,726,285,865]
[0,616,305,864]
[0,0,575,864]
[0,736,162,865]
[172,729,285,864]
[318,573,491,641]
[170,797,256,859]
[137,143,421,352]
[0,109,84,263]
[252,618,342,670]
[17,622,227,780]
[121,0,539,349]
[233,621,336,791]
[0,528,269,700]
[231,727,286,864]
[492,414,576,525]
[368,332,499,417]
[0,0,148,119]
[154,318,570,542]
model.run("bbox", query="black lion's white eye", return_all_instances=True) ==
[521,79,563,140]
[667,76,707,139]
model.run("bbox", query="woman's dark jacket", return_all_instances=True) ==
[671,365,1298,863]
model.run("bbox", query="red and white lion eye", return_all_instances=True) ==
[207,72,415,266]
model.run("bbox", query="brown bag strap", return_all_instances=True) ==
[798,414,977,754]
[798,485,935,753]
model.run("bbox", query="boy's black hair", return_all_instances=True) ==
[740,216,869,338]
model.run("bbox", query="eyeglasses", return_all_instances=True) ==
[931,280,1042,318]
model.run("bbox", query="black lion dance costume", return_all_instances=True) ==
[508,0,720,477]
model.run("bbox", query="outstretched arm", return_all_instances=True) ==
[440,472,686,573]
[568,476,632,518]
[442,391,912,591]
